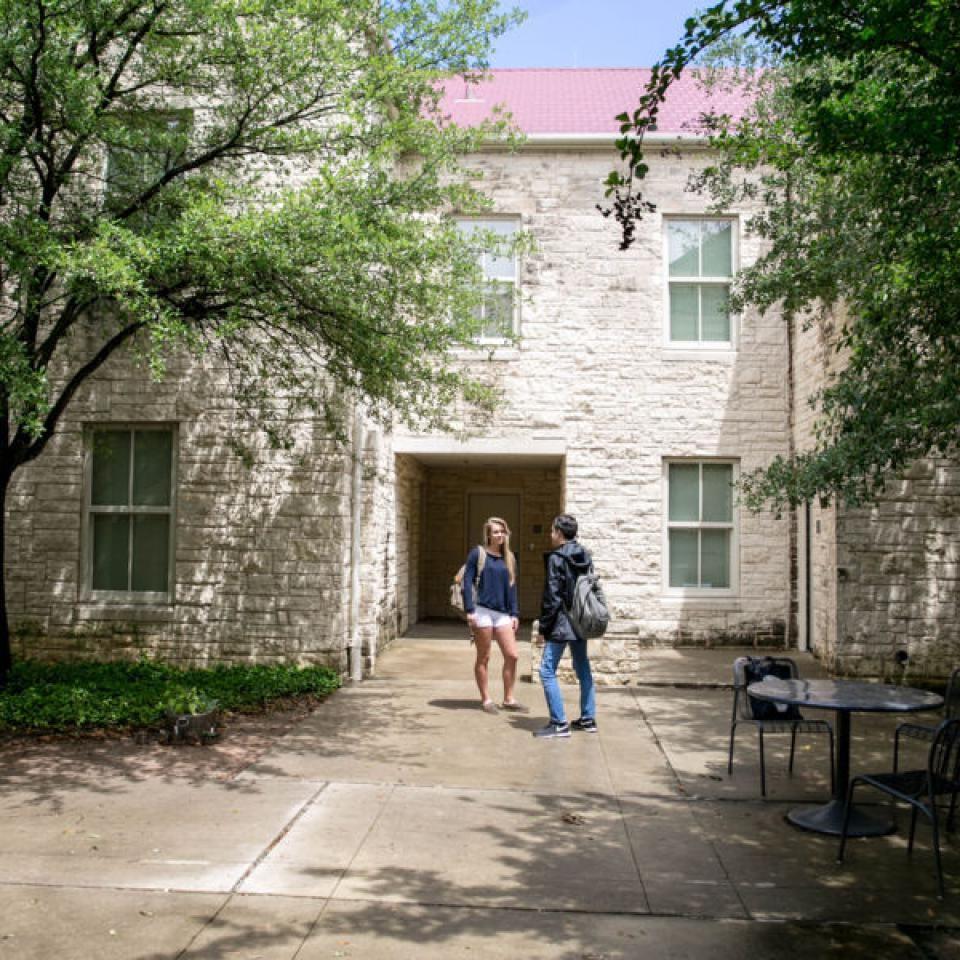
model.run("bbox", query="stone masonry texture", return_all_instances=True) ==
[8,135,960,682]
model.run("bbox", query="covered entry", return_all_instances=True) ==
[393,437,566,631]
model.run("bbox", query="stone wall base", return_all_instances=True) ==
[526,619,789,686]
[10,622,348,672]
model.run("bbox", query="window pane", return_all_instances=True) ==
[701,529,730,588]
[91,431,130,506]
[484,221,517,280]
[701,221,732,276]
[132,515,169,592]
[669,284,699,341]
[668,221,700,277]
[482,282,514,338]
[133,431,172,506]
[669,464,700,521]
[702,464,733,522]
[92,514,129,590]
[669,530,699,588]
[457,219,516,279]
[701,285,731,341]
[105,112,191,219]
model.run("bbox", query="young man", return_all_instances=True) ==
[534,513,597,739]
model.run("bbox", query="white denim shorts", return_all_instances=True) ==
[472,605,513,629]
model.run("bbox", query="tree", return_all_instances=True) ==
[0,0,522,680]
[605,0,960,514]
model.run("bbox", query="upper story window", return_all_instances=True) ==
[104,111,192,226]
[84,426,176,600]
[664,459,738,594]
[666,219,735,346]
[456,217,519,341]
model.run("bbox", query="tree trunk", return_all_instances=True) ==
[0,388,10,684]
[0,469,11,684]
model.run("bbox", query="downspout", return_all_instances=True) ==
[785,305,798,651]
[783,173,799,652]
[349,408,364,683]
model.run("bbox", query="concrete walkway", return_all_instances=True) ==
[2,624,960,959]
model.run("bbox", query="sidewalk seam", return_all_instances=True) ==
[628,686,753,919]
[231,781,331,894]
[168,782,331,960]
[291,783,398,959]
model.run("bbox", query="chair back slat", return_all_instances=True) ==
[944,667,960,720]
[927,717,960,788]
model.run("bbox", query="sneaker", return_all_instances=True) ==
[571,717,598,733]
[533,721,571,739]
[481,700,499,714]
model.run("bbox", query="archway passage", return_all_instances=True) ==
[394,449,565,632]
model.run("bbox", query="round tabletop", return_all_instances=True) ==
[746,677,943,713]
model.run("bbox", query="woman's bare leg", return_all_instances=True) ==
[473,627,494,704]
[493,623,519,704]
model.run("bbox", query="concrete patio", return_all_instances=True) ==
[2,623,959,959]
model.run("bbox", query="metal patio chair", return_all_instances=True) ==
[727,656,835,797]
[838,717,960,899]
[894,667,960,772]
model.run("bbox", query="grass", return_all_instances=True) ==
[0,658,341,733]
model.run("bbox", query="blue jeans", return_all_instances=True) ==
[539,637,596,724]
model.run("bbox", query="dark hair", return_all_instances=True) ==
[552,513,578,540]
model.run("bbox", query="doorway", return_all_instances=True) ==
[394,456,564,624]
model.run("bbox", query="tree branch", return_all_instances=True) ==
[11,320,145,469]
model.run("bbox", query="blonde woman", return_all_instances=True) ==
[462,517,527,714]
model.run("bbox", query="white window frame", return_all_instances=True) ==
[81,424,178,603]
[662,458,740,597]
[455,215,520,343]
[663,217,738,351]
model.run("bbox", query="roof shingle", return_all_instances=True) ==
[436,68,750,136]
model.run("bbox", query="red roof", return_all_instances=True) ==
[435,68,751,137]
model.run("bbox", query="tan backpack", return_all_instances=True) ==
[449,546,486,617]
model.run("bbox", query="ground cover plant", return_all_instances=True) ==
[0,659,341,733]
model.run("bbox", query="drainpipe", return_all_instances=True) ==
[349,409,364,683]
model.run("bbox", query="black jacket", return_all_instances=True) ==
[539,540,593,642]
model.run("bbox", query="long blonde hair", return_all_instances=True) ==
[483,516,517,585]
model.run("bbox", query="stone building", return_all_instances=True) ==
[7,69,959,681]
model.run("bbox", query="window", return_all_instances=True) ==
[456,218,519,340]
[104,111,192,225]
[665,460,737,592]
[85,426,176,598]
[666,219,735,345]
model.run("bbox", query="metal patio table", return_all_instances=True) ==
[747,677,943,837]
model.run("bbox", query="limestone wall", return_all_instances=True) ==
[833,462,960,680]
[394,454,427,636]
[790,310,842,668]
[398,144,793,661]
[6,140,802,678]
[6,343,363,672]
[790,300,960,680]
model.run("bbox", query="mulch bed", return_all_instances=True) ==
[0,693,328,783]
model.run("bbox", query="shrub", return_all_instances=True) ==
[0,659,341,732]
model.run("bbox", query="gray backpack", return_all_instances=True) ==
[566,568,610,639]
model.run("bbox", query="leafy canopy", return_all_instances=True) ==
[606,0,960,511]
[0,0,521,473]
